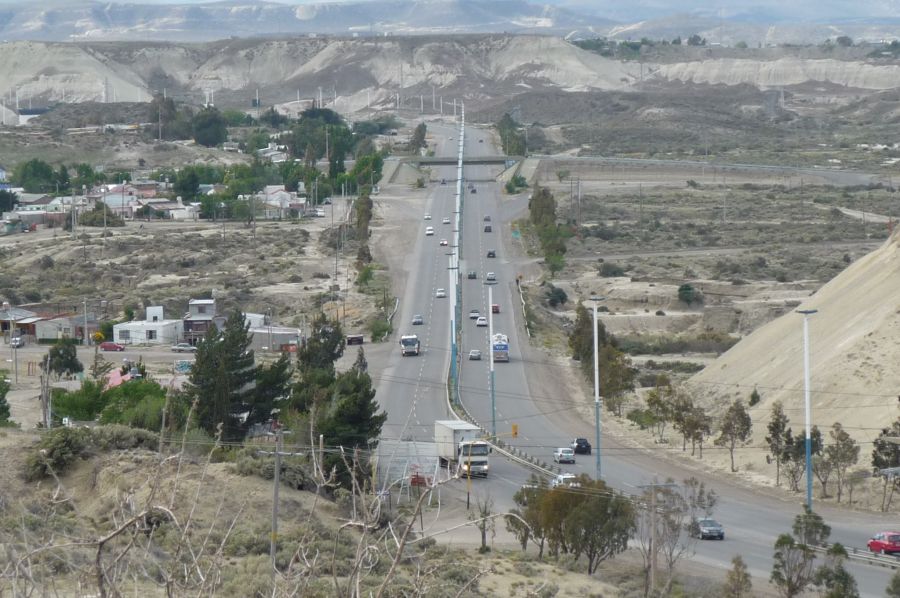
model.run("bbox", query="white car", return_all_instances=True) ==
[486,272,496,282]
[425,226,434,236]
[469,309,480,319]
[435,288,447,298]
[439,239,448,246]
[442,217,451,224]
[553,447,575,464]
[424,214,432,220]
[468,349,482,360]
[475,316,487,327]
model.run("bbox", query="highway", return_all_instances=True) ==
[375,118,896,595]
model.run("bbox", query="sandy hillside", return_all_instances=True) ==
[691,228,900,449]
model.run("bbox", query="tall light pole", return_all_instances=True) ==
[797,308,817,511]
[489,285,496,438]
[591,296,606,480]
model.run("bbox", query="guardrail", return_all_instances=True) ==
[811,543,900,570]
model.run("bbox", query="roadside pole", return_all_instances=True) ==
[489,285,495,438]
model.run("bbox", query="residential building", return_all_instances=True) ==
[248,325,302,353]
[34,314,99,344]
[114,306,181,345]
[183,298,225,344]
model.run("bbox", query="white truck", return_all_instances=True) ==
[491,333,509,363]
[434,420,491,477]
[400,334,420,356]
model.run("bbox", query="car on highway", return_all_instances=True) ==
[468,349,482,360]
[491,304,500,313]
[439,239,448,246]
[553,447,576,464]
[551,473,578,488]
[469,309,481,319]
[486,272,496,282]
[479,139,484,143]
[441,179,446,185]
[424,214,432,220]
[692,518,725,541]
[171,343,197,353]
[868,531,900,554]
[442,217,450,224]
[484,224,492,232]
[486,249,496,258]
[425,226,434,236]
[435,288,446,298]
[10,336,25,348]
[411,314,424,325]
[471,188,477,194]
[475,316,488,327]
[467,270,477,279]
[572,438,592,454]
[99,341,126,352]
[483,215,491,222]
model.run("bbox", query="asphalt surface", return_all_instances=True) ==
[373,121,896,595]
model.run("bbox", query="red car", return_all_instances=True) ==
[868,531,900,554]
[99,341,126,352]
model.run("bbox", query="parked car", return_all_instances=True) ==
[483,225,492,232]
[491,304,500,314]
[553,447,576,464]
[99,341,126,352]
[171,343,197,353]
[435,288,447,298]
[483,215,492,222]
[412,314,424,325]
[467,270,477,279]
[486,272,496,282]
[10,336,25,348]
[572,438,592,454]
[475,316,488,327]
[551,473,578,488]
[439,239,448,246]
[441,179,447,185]
[469,309,481,319]
[486,249,496,258]
[868,531,900,554]
[442,217,451,224]
[468,349,482,360]
[425,226,434,236]
[346,334,365,345]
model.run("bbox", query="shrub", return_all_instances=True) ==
[626,408,656,430]
[678,283,699,305]
[24,427,91,481]
[369,318,391,342]
[655,310,666,316]
[545,285,568,307]
[599,262,626,277]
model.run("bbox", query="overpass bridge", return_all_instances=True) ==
[408,155,523,166]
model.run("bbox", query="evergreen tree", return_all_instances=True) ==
[723,555,752,598]
[185,310,259,441]
[716,399,753,472]
[192,106,228,147]
[766,401,790,486]
[252,353,292,429]
[0,375,11,424]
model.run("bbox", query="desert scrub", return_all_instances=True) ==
[24,425,158,481]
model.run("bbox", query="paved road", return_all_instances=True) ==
[371,121,896,595]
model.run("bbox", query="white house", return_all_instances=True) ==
[113,306,181,346]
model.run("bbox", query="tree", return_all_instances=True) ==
[886,570,900,597]
[770,509,831,598]
[678,283,698,305]
[872,418,900,511]
[192,106,228,147]
[183,310,259,441]
[814,544,858,598]
[409,122,427,151]
[0,189,17,212]
[766,401,790,486]
[252,354,292,429]
[469,493,495,553]
[646,378,675,442]
[564,479,635,574]
[835,35,853,47]
[723,555,752,598]
[507,476,547,555]
[783,426,823,493]
[826,423,859,503]
[44,338,84,379]
[716,399,753,472]
[173,167,200,201]
[13,158,56,193]
[0,375,11,424]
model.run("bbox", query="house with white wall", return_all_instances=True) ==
[113,306,181,346]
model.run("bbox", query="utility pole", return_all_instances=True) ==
[270,428,282,576]
[591,296,606,479]
[489,285,496,438]
[83,298,89,347]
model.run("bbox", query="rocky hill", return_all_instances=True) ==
[3,35,900,115]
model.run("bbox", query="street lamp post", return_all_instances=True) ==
[797,309,818,511]
[591,296,606,480]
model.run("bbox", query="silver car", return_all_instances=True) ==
[468,349,482,360]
